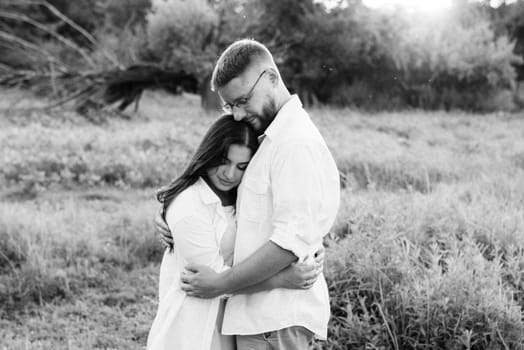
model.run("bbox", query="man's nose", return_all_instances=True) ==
[232,108,246,121]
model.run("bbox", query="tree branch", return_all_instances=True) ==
[0,10,96,69]
[40,0,123,69]
[0,30,67,70]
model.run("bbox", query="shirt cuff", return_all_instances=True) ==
[270,230,311,263]
[217,265,232,298]
[216,264,230,273]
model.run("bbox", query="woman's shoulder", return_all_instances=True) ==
[165,183,206,225]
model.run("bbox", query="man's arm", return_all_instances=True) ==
[234,249,324,294]
[182,245,325,297]
[221,241,296,293]
[182,241,295,298]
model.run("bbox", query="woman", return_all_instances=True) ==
[147,115,321,350]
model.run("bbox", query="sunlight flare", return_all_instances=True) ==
[363,0,453,12]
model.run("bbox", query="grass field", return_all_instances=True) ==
[1,88,524,349]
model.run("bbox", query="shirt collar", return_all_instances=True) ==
[196,177,221,205]
[263,94,302,142]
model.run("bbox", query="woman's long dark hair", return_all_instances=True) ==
[156,114,258,251]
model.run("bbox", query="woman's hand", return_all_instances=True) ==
[180,264,225,298]
[154,207,173,248]
[275,246,325,290]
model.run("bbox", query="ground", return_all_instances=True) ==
[1,88,524,349]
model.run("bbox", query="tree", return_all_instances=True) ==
[483,0,524,82]
[147,0,218,77]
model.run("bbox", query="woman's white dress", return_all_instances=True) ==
[146,178,237,350]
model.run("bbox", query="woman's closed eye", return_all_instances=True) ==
[237,163,248,171]
[221,156,248,171]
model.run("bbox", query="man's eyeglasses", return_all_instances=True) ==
[222,70,266,113]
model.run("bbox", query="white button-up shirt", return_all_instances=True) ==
[222,95,340,339]
[147,178,234,350]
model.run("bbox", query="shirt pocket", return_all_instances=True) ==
[240,176,269,223]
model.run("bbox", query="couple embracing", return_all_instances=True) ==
[147,39,340,350]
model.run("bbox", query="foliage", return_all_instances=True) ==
[485,0,524,83]
[385,6,520,111]
[313,5,396,93]
[2,0,524,111]
[230,0,520,111]
[324,228,524,349]
[234,1,393,106]
[146,0,218,80]
[103,0,151,29]
[92,0,152,67]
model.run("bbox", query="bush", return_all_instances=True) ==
[323,232,524,349]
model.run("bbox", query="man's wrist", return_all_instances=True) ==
[218,269,233,295]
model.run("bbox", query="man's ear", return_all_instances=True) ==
[266,67,279,86]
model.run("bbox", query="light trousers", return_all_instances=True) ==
[236,326,314,350]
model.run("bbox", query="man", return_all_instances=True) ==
[179,39,340,349]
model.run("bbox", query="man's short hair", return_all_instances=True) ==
[211,39,273,92]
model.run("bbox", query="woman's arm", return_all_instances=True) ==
[166,202,229,274]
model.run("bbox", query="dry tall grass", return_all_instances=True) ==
[1,88,523,349]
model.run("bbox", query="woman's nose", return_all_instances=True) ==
[224,165,236,180]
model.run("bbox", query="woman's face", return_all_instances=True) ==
[207,144,252,191]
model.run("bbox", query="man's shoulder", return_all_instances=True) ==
[287,108,324,136]
[272,125,328,152]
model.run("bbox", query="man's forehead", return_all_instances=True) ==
[217,74,250,101]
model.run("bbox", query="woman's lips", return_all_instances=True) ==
[218,177,234,186]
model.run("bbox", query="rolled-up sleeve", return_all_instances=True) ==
[269,142,324,263]
[166,203,229,273]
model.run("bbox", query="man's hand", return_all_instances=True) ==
[314,245,325,267]
[275,262,321,289]
[155,207,173,248]
[180,264,225,299]
[276,246,326,290]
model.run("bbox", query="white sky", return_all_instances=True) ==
[362,0,453,11]
[362,0,517,11]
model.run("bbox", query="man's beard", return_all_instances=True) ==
[253,99,278,135]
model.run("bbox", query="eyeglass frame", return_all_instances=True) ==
[222,70,267,113]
